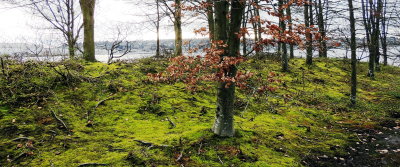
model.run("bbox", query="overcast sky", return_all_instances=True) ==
[0,0,203,43]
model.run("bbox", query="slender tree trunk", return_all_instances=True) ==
[348,0,357,105]
[80,0,96,62]
[174,0,183,56]
[361,0,374,78]
[207,0,215,42]
[279,0,288,71]
[255,0,262,47]
[374,0,383,71]
[212,0,245,137]
[156,0,160,57]
[67,37,75,57]
[304,3,313,65]
[250,4,259,56]
[317,0,327,58]
[286,1,294,59]
[380,0,388,66]
[242,7,248,55]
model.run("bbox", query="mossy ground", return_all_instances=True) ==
[0,57,399,166]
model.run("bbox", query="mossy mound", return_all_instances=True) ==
[0,57,399,166]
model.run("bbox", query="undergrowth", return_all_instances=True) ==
[0,56,399,166]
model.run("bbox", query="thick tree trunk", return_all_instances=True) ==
[304,3,313,65]
[174,0,183,56]
[80,0,96,62]
[348,0,357,105]
[212,0,245,137]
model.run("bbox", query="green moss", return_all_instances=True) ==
[0,57,399,166]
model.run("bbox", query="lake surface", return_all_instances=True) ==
[1,46,399,67]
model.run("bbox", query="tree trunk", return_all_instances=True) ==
[361,0,374,78]
[174,0,183,56]
[212,0,245,137]
[286,1,294,59]
[206,0,215,42]
[242,5,250,56]
[279,0,288,72]
[380,0,388,66]
[317,0,327,58]
[156,0,160,57]
[348,0,357,105]
[374,0,383,71]
[304,3,312,65]
[80,0,96,62]
[67,37,75,58]
[250,4,259,56]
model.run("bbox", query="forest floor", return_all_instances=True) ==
[0,56,399,167]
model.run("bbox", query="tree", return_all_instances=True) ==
[279,0,288,72]
[79,0,96,62]
[315,0,327,58]
[286,0,294,59]
[206,0,215,41]
[348,0,357,105]
[149,0,309,137]
[7,0,83,58]
[361,0,382,77]
[211,0,245,137]
[101,27,132,64]
[250,0,263,56]
[160,0,183,56]
[304,1,313,65]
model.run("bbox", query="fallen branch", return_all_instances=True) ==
[167,117,176,129]
[176,149,184,162]
[134,140,173,149]
[50,110,68,130]
[11,152,28,163]
[94,96,115,109]
[87,95,116,122]
[11,137,31,142]
[78,163,108,167]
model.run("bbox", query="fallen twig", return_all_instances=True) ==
[11,137,31,142]
[197,142,203,155]
[217,154,224,164]
[78,163,108,167]
[87,95,116,122]
[176,149,184,162]
[94,96,115,109]
[167,117,176,129]
[134,140,173,149]
[50,110,68,131]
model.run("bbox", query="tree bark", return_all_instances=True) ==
[156,0,161,57]
[206,0,215,42]
[174,0,182,56]
[279,0,288,72]
[286,1,294,59]
[348,0,357,105]
[304,3,313,65]
[316,0,327,58]
[80,0,96,62]
[212,0,245,137]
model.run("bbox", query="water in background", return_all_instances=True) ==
[1,43,399,67]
